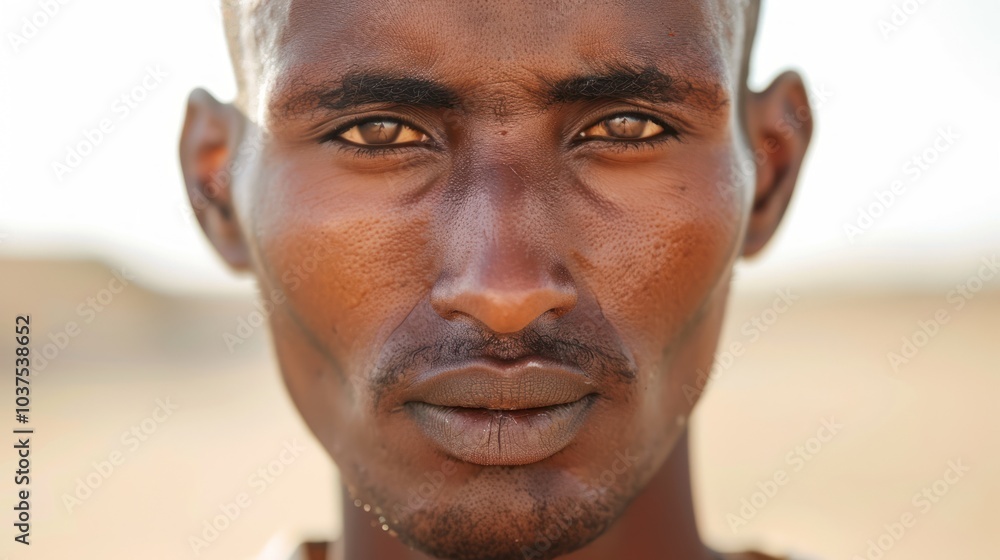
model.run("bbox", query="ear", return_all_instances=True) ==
[179,87,251,270]
[741,71,813,257]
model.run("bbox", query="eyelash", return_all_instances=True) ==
[320,112,681,157]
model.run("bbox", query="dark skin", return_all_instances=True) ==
[180,1,811,559]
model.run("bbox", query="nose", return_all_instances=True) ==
[431,244,577,334]
[430,167,577,334]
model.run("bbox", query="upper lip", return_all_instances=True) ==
[401,357,598,410]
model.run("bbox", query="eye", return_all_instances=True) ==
[578,114,668,141]
[337,118,430,146]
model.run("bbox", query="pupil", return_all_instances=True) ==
[358,120,401,144]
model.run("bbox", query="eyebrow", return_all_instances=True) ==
[278,72,460,118]
[278,65,717,119]
[546,66,694,107]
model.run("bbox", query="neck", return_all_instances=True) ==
[337,428,714,560]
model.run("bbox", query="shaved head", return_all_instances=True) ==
[221,0,761,118]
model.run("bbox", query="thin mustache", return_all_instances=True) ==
[371,327,637,396]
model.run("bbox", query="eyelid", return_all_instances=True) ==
[331,142,421,159]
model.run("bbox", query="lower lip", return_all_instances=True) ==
[406,395,598,466]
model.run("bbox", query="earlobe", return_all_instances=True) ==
[179,87,251,270]
[741,71,813,257]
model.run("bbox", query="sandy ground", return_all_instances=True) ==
[0,259,995,560]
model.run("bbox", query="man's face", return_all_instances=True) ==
[208,0,764,557]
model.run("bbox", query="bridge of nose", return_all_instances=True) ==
[429,163,577,334]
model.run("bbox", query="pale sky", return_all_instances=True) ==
[1,0,998,294]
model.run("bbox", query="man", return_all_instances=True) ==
[179,0,812,558]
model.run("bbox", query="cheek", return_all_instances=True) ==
[570,146,746,362]
[249,159,436,373]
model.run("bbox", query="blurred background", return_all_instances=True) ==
[0,0,997,558]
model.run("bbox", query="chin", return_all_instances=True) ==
[375,465,632,560]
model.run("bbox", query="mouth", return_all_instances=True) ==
[401,359,600,466]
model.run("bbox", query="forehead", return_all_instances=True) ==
[255,0,739,116]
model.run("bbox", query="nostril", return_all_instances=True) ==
[545,306,568,319]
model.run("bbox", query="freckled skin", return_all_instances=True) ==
[181,1,811,558]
